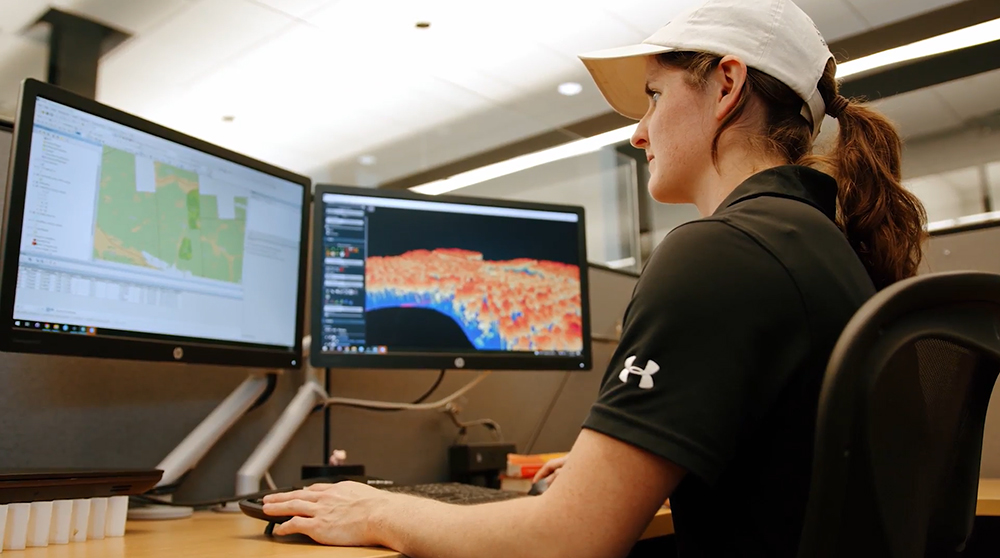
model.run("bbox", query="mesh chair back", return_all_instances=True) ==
[799,272,1000,558]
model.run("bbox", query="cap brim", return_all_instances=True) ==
[579,43,675,120]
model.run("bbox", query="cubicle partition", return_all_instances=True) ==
[922,223,1000,478]
[0,263,637,500]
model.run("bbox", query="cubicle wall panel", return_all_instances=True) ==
[922,226,1000,477]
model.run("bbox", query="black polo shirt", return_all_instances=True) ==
[583,165,876,557]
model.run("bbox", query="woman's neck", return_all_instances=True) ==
[691,147,788,217]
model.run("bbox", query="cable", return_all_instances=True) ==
[447,410,504,442]
[524,370,572,454]
[324,371,488,412]
[360,369,446,412]
[323,368,331,462]
[246,372,279,413]
[410,369,446,404]
[264,471,277,491]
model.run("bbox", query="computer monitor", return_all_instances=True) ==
[311,184,591,371]
[0,79,309,368]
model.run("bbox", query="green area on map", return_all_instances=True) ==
[93,145,246,284]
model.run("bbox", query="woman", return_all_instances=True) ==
[262,0,926,556]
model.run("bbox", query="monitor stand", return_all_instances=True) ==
[218,337,327,511]
[127,371,275,520]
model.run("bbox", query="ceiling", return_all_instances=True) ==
[0,0,981,189]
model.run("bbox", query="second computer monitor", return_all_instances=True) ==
[311,185,591,371]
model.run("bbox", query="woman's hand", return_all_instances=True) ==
[261,481,387,546]
[531,455,568,486]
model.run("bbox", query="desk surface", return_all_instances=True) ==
[13,508,671,558]
[15,481,1000,558]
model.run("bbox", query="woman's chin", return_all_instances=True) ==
[647,182,686,204]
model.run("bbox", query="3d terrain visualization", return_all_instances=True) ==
[365,249,583,352]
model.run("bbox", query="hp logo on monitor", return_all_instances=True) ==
[454,357,465,369]
[173,347,184,360]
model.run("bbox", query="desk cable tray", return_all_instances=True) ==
[0,469,162,551]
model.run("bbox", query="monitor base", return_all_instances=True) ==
[127,504,193,520]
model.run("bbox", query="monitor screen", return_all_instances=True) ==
[311,184,591,371]
[0,79,309,368]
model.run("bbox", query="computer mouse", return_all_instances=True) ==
[527,477,550,496]
[238,497,293,536]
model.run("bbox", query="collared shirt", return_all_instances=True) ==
[583,165,876,557]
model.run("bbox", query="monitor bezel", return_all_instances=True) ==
[0,78,310,369]
[310,183,592,371]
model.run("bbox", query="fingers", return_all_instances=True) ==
[532,462,555,483]
[531,456,568,483]
[262,499,320,517]
[272,516,315,537]
[548,468,561,483]
[263,489,323,504]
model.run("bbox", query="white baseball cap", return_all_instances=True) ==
[579,0,834,137]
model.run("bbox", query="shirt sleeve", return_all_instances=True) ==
[582,219,811,486]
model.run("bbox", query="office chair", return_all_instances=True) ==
[798,272,1000,558]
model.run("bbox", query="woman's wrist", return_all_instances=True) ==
[364,490,396,548]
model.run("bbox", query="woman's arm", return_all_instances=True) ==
[263,429,684,558]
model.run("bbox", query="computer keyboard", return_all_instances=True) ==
[383,482,528,505]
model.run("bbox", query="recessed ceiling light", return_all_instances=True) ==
[557,82,583,96]
[358,155,377,166]
[221,115,235,123]
[415,21,431,29]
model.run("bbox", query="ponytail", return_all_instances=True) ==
[816,61,927,290]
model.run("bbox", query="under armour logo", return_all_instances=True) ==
[618,356,660,389]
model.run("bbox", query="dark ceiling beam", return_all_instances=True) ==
[379,0,1000,191]
[31,9,130,99]
[841,39,1000,100]
[829,0,1000,62]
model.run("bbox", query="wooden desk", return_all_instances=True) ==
[977,478,1000,516]
[12,508,672,558]
[16,480,999,558]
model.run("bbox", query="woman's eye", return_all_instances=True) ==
[651,92,661,103]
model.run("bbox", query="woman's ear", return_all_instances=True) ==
[711,55,748,122]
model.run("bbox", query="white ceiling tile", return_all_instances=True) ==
[844,0,966,29]
[870,88,962,140]
[97,0,293,115]
[62,0,192,34]
[0,34,47,117]
[252,0,337,19]
[932,69,1000,123]
[0,0,61,34]
[598,0,703,37]
[794,0,870,41]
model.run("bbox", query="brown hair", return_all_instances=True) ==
[656,52,927,291]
